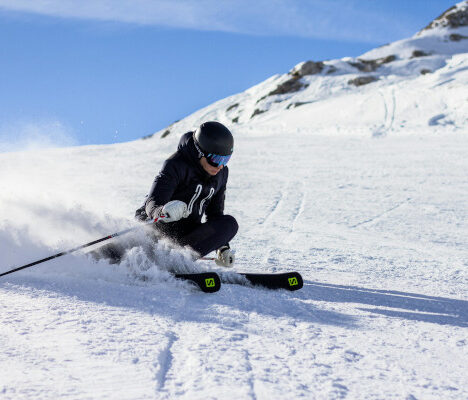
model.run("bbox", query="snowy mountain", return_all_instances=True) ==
[0,3,467,400]
[148,1,468,139]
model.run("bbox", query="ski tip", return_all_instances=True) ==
[200,272,221,293]
[174,272,221,293]
[285,272,303,291]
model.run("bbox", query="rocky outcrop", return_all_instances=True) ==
[261,61,322,100]
[226,103,239,112]
[421,2,468,31]
[251,109,266,119]
[289,61,324,77]
[348,55,396,72]
[142,129,170,140]
[449,33,468,41]
[226,103,240,124]
[348,76,379,86]
[411,50,430,58]
[263,55,393,100]
[286,101,313,109]
[267,77,309,96]
[142,120,180,140]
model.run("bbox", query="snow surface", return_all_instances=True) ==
[1,6,468,400]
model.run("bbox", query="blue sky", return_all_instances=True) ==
[0,0,458,148]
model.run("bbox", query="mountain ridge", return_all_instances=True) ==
[146,1,467,140]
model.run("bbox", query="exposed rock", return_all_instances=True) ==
[449,33,468,41]
[348,60,373,72]
[143,127,171,140]
[411,50,430,58]
[420,69,432,75]
[348,55,396,72]
[326,65,338,74]
[290,61,324,77]
[286,101,313,109]
[251,109,266,119]
[379,55,397,64]
[226,103,239,112]
[231,117,239,123]
[376,43,390,49]
[348,76,379,86]
[161,129,171,138]
[261,60,331,100]
[267,76,309,96]
[143,120,180,140]
[421,2,468,31]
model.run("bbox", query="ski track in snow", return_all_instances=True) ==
[154,325,178,393]
[348,197,411,229]
[257,189,283,227]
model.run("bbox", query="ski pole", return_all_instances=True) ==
[0,220,156,278]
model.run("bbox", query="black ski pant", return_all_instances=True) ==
[153,214,238,257]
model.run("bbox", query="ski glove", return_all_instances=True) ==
[215,245,235,267]
[156,200,189,223]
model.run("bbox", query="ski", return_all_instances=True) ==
[174,272,221,293]
[220,271,303,291]
[241,271,303,291]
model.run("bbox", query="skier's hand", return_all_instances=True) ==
[215,245,235,267]
[157,200,189,223]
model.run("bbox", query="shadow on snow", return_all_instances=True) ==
[0,273,357,329]
[301,281,468,328]
[3,273,465,329]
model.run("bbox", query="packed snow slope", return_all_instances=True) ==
[1,2,467,400]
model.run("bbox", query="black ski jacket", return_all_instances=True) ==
[136,132,229,224]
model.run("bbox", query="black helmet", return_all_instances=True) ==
[194,121,234,157]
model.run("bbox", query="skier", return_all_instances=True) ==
[134,121,238,267]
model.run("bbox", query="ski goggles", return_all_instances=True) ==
[206,153,231,167]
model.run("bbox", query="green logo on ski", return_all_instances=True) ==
[288,277,298,286]
[205,278,216,288]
